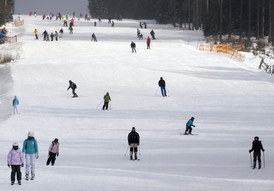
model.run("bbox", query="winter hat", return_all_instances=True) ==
[28,131,34,137]
[191,117,195,120]
[254,136,259,140]
[54,138,58,143]
[132,127,135,130]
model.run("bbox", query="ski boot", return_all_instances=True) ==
[31,174,35,180]
[134,154,138,160]
[25,174,29,180]
[11,181,14,185]
[18,180,21,185]
[130,156,133,160]
[258,163,261,169]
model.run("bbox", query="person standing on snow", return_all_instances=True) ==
[59,28,63,38]
[137,28,140,38]
[46,138,59,166]
[22,131,39,180]
[150,29,155,39]
[34,29,38,39]
[55,31,58,41]
[184,117,195,135]
[67,80,78,97]
[146,36,151,49]
[128,127,140,160]
[91,33,97,42]
[249,136,265,169]
[42,30,48,41]
[102,92,111,110]
[12,95,19,114]
[158,77,166,97]
[131,41,136,53]
[7,142,24,185]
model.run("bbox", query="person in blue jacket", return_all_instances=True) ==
[22,132,39,180]
[12,96,19,114]
[184,117,195,135]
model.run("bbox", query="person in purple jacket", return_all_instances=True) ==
[7,142,24,185]
[46,138,59,166]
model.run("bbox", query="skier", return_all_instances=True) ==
[111,21,114,27]
[249,136,265,169]
[22,131,39,180]
[91,33,97,42]
[184,117,195,135]
[108,16,111,23]
[137,28,140,38]
[102,92,111,110]
[59,28,63,38]
[67,80,78,97]
[69,26,73,34]
[55,31,58,41]
[94,21,97,27]
[146,36,151,49]
[12,95,19,114]
[139,22,142,28]
[131,41,136,53]
[139,33,143,40]
[34,29,38,39]
[158,77,166,97]
[150,29,155,39]
[42,30,48,41]
[7,142,24,185]
[46,138,59,166]
[128,127,140,160]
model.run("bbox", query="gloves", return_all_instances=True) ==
[249,150,252,153]
[57,153,59,157]
[262,149,265,152]
[35,152,39,159]
[21,164,24,167]
[193,125,195,127]
[7,164,10,167]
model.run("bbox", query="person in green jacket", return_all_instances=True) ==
[102,92,111,110]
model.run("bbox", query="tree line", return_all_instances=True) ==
[0,0,14,26]
[88,0,274,45]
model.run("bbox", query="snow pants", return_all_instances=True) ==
[25,154,36,175]
[13,105,19,114]
[129,143,138,159]
[46,152,57,165]
[160,86,166,96]
[102,102,109,110]
[253,152,261,167]
[185,126,192,134]
[11,165,21,182]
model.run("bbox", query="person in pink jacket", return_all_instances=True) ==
[46,138,59,166]
[7,142,24,185]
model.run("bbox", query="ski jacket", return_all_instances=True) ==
[147,37,151,43]
[48,142,59,154]
[250,140,264,153]
[158,79,165,87]
[186,119,195,127]
[7,148,24,165]
[131,42,136,48]
[128,131,140,145]
[34,29,38,34]
[67,81,77,90]
[103,94,111,102]
[22,137,39,154]
[12,96,19,106]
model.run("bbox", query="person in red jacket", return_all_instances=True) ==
[249,136,265,169]
[146,36,151,49]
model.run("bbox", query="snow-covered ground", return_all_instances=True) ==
[0,15,274,191]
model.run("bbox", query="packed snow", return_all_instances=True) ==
[0,15,274,191]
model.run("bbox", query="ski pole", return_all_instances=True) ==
[96,100,103,108]
[249,152,252,168]
[155,87,159,95]
[124,145,129,156]
[139,145,141,155]
[109,101,111,110]
[263,152,265,168]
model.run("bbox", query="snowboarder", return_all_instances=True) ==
[128,127,140,160]
[7,142,24,185]
[184,117,195,135]
[150,29,155,39]
[158,77,166,96]
[12,95,19,114]
[46,138,59,166]
[102,92,111,110]
[67,80,78,97]
[146,36,151,49]
[34,29,38,39]
[22,131,39,180]
[131,41,136,53]
[249,136,265,169]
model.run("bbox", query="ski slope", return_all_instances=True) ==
[0,15,274,191]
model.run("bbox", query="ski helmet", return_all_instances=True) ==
[254,136,259,140]
[12,142,19,147]
[28,131,34,137]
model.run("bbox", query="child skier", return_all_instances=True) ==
[46,138,59,166]
[7,142,24,185]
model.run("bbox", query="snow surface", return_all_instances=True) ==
[1,15,274,191]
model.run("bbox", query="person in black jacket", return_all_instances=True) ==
[158,77,166,97]
[67,80,78,97]
[127,127,140,160]
[130,41,136,53]
[249,136,265,169]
